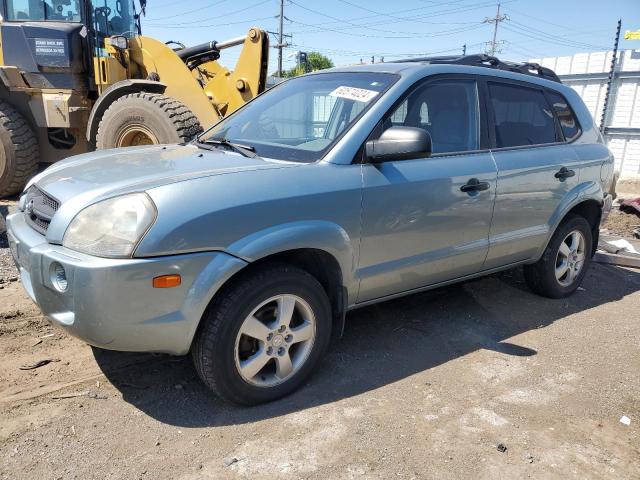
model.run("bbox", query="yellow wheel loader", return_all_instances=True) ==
[0,0,269,197]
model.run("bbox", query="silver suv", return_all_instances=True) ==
[7,55,614,405]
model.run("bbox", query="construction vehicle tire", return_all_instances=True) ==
[0,101,39,198]
[96,92,203,149]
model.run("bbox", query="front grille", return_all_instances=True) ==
[23,186,60,235]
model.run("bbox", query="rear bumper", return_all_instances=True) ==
[601,193,613,223]
[6,212,246,355]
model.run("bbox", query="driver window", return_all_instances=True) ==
[383,80,479,154]
[7,0,81,21]
[93,0,136,38]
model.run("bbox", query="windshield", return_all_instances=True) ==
[203,72,398,162]
[93,0,137,38]
[6,0,81,21]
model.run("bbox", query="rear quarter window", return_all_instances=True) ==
[547,91,582,142]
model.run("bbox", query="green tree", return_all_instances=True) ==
[284,51,334,78]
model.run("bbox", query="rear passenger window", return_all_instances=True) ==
[547,91,581,142]
[488,83,557,148]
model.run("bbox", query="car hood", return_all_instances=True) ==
[30,144,297,204]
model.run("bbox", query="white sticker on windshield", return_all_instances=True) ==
[329,86,379,103]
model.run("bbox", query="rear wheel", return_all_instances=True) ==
[192,263,332,405]
[524,214,593,298]
[0,101,39,198]
[96,93,203,149]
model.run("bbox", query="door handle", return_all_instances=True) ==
[460,178,490,193]
[554,167,575,181]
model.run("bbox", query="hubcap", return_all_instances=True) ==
[555,229,586,287]
[116,125,158,147]
[234,295,316,387]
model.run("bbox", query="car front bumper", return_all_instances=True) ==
[6,212,247,355]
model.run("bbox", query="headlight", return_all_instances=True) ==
[63,193,156,258]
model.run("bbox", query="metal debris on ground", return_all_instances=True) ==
[87,391,108,399]
[51,390,107,400]
[223,457,240,467]
[51,391,89,400]
[18,358,60,370]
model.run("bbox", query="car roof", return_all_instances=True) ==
[322,61,570,93]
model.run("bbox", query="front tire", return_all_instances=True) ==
[524,214,593,298]
[192,264,332,405]
[0,101,39,198]
[96,93,202,149]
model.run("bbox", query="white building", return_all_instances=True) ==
[530,50,640,190]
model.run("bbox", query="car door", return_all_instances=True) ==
[356,77,498,303]
[482,79,581,269]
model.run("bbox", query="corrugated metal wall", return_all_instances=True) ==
[530,50,640,179]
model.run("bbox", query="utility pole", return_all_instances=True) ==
[483,2,508,56]
[277,0,284,76]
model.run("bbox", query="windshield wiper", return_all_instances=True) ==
[196,138,259,159]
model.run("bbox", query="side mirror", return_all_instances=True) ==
[365,126,432,163]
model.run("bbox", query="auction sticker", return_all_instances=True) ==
[329,86,379,103]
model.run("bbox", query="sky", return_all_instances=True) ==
[140,0,640,74]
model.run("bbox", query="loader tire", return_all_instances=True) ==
[96,92,203,149]
[0,101,39,198]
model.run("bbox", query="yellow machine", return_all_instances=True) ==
[0,0,269,197]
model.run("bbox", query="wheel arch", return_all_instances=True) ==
[85,79,167,145]
[538,183,604,260]
[188,245,351,353]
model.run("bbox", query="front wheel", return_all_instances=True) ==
[524,214,593,298]
[192,264,332,405]
[96,93,202,149]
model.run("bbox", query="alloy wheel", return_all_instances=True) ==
[234,295,316,387]
[555,229,586,287]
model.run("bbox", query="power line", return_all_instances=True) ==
[145,0,272,27]
[483,2,508,55]
[287,0,507,35]
[146,0,232,21]
[501,24,610,51]
[506,20,610,50]
[144,16,275,29]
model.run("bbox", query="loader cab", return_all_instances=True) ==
[0,0,139,91]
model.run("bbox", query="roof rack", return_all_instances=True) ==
[392,54,561,83]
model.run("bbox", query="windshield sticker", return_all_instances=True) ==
[329,86,379,103]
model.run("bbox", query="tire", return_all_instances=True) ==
[96,93,203,149]
[0,101,39,198]
[192,263,332,405]
[524,214,593,299]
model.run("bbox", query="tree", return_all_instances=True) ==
[284,52,334,78]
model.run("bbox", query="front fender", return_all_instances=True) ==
[535,181,604,260]
[86,79,167,144]
[227,220,356,290]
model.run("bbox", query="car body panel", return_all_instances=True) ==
[484,143,582,268]
[140,162,364,303]
[357,152,497,302]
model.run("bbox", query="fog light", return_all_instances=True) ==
[50,262,68,292]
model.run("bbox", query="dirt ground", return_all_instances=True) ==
[602,208,640,239]
[1,201,639,480]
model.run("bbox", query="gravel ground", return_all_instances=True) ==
[0,201,639,479]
